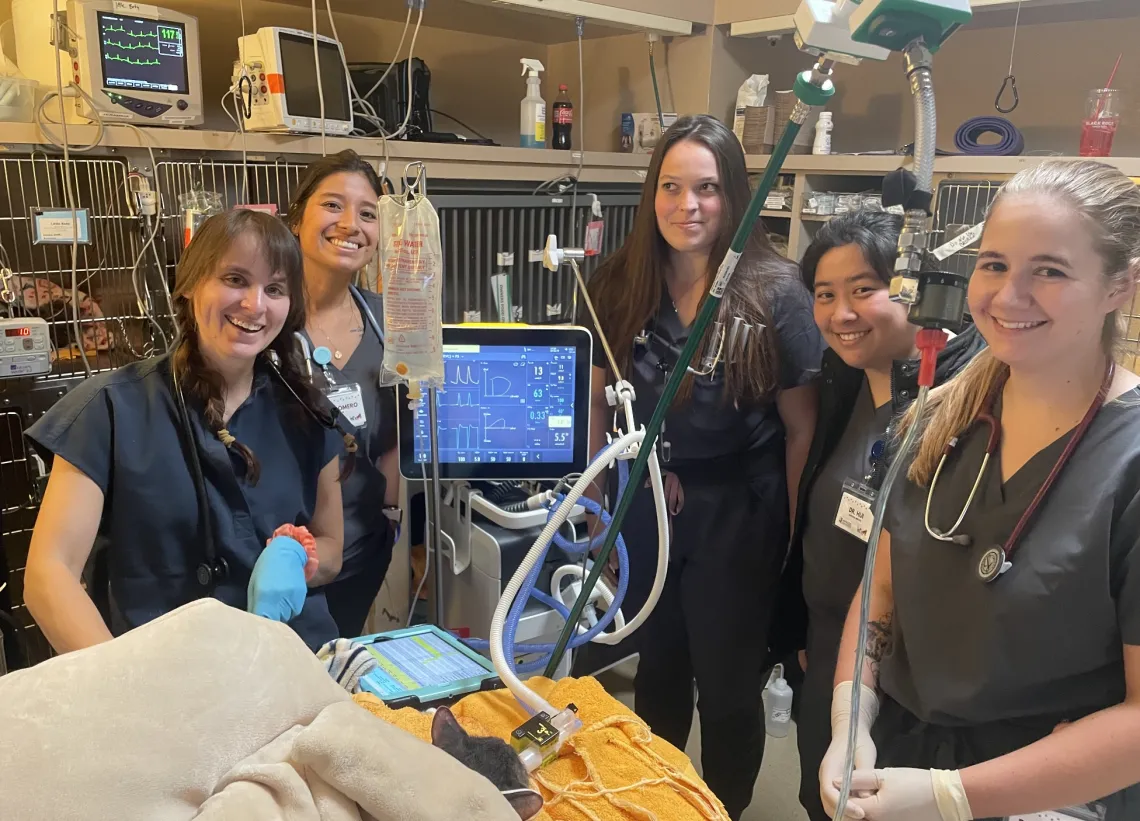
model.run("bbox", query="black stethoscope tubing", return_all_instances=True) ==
[176,285,385,588]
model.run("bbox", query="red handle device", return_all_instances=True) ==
[916,328,949,388]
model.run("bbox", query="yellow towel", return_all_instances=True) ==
[354,677,730,821]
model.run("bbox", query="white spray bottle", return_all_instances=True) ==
[520,59,546,149]
[765,663,794,738]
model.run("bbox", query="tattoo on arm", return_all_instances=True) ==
[865,612,895,680]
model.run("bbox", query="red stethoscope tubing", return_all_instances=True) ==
[925,360,1114,561]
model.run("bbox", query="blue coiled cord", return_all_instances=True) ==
[467,454,632,680]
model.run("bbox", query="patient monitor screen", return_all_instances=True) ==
[399,327,592,480]
[278,32,352,121]
[98,12,189,94]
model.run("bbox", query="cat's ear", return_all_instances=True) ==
[501,788,544,820]
[430,706,468,749]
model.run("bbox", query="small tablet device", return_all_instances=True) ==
[398,325,593,481]
[353,624,502,709]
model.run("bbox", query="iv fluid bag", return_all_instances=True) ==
[379,192,444,394]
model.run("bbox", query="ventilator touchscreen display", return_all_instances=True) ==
[97,12,189,94]
[412,344,577,468]
[364,634,489,698]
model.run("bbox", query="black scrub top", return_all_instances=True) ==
[882,392,1140,727]
[802,379,894,631]
[301,288,398,577]
[25,355,344,650]
[595,273,823,478]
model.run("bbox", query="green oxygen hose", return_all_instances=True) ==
[649,42,665,126]
[542,66,835,678]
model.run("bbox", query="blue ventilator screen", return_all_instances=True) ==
[412,344,577,467]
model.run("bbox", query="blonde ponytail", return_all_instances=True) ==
[896,349,1006,486]
[900,159,1140,486]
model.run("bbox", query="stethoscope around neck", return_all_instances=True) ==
[634,314,763,378]
[171,327,371,590]
[295,284,385,383]
[923,360,1114,583]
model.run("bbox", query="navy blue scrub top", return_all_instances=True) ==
[300,288,398,576]
[595,273,823,475]
[25,355,344,650]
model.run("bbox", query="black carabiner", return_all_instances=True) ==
[995,74,1019,114]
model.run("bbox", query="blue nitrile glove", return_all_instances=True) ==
[247,535,309,623]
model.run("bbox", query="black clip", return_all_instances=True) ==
[995,75,1019,114]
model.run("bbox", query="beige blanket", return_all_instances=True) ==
[0,600,518,821]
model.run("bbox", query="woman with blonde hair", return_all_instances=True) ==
[821,160,1140,821]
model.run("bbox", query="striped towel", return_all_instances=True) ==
[318,638,379,694]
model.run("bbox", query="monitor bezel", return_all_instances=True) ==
[398,325,593,481]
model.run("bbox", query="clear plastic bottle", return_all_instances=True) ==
[813,111,833,156]
[764,663,794,738]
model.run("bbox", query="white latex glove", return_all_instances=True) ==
[820,681,880,820]
[847,768,973,821]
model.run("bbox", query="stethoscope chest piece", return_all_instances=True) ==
[196,557,229,588]
[976,544,1011,583]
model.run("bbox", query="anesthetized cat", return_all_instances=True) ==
[430,706,545,820]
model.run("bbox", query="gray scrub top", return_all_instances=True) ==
[802,379,894,629]
[882,391,1140,726]
[301,288,398,576]
[25,355,344,650]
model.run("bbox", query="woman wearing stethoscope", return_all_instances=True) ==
[584,115,823,820]
[287,150,402,637]
[821,160,1140,821]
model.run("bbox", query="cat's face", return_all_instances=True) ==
[431,707,544,820]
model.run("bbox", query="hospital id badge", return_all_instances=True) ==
[835,479,877,543]
[325,383,367,428]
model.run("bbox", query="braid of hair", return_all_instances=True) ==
[174,327,262,485]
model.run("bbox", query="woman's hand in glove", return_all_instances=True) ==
[820,681,881,820]
[248,535,309,623]
[846,768,973,821]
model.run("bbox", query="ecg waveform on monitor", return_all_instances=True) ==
[104,52,161,66]
[103,25,158,38]
[104,39,159,51]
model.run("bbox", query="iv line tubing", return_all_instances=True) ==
[543,117,806,677]
[649,41,664,126]
[833,385,928,821]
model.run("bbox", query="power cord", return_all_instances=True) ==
[311,0,327,157]
[429,109,491,141]
[571,16,586,246]
[48,0,92,377]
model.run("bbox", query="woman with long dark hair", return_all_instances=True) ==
[23,209,354,652]
[584,114,823,819]
[286,150,401,638]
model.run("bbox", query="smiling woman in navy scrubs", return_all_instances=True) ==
[22,210,353,653]
[288,150,401,638]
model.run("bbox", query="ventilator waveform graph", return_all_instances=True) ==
[413,344,579,467]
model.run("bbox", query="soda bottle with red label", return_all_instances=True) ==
[552,84,573,151]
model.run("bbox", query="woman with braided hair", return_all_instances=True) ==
[24,209,356,652]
